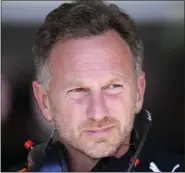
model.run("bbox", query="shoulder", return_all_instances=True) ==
[137,145,184,172]
[8,141,62,172]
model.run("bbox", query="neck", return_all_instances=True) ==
[64,144,99,172]
[115,135,130,158]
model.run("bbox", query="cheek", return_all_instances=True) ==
[58,98,87,129]
[105,92,134,107]
[104,90,136,118]
[53,106,79,141]
[50,98,75,136]
[67,96,88,116]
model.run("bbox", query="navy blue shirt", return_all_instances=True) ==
[97,144,184,172]
[9,137,184,172]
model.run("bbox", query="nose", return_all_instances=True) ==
[86,91,108,121]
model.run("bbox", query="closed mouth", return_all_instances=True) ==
[85,125,115,133]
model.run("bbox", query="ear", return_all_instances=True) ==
[32,81,53,122]
[135,72,146,114]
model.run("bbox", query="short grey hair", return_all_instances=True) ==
[32,0,144,90]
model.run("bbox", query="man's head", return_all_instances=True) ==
[32,1,146,159]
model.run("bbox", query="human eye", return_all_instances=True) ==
[67,87,88,99]
[104,84,123,95]
[108,84,123,89]
[68,88,87,93]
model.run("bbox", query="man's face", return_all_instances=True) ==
[33,30,145,158]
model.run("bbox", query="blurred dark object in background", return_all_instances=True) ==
[1,74,12,123]
[1,1,184,172]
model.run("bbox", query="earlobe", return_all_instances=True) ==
[32,81,53,122]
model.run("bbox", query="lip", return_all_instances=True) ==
[85,125,115,133]
[84,125,115,138]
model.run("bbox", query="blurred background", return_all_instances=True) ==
[1,1,184,171]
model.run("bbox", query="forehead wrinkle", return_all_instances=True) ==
[66,58,130,73]
[66,71,129,87]
[69,68,112,72]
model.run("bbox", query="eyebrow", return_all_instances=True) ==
[66,73,128,88]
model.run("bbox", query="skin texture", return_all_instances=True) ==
[33,30,146,171]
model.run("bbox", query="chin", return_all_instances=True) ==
[82,141,120,159]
